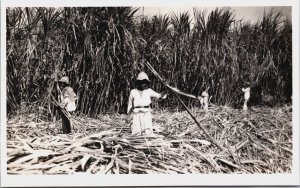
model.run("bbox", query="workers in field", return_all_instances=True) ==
[57,76,77,134]
[126,72,167,136]
[242,82,251,111]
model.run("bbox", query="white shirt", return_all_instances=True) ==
[60,87,77,112]
[242,87,250,100]
[127,88,161,113]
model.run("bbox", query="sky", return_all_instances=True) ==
[137,6,291,24]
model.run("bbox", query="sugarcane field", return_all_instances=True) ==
[5,7,293,175]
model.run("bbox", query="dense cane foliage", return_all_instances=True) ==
[6,7,292,118]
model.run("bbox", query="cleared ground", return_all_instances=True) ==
[7,104,292,174]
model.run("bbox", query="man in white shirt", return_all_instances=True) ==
[58,76,77,134]
[242,82,251,111]
[127,72,167,136]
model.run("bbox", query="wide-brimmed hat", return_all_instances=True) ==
[58,76,69,84]
[136,72,150,82]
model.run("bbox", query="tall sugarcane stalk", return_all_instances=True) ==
[6,7,292,118]
[145,61,227,152]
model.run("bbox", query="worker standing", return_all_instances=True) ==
[57,76,77,134]
[197,89,209,111]
[242,82,251,111]
[201,90,209,111]
[126,72,167,136]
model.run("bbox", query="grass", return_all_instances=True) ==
[7,104,292,174]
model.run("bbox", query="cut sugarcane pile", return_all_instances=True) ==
[7,105,292,174]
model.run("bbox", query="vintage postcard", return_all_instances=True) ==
[1,0,299,187]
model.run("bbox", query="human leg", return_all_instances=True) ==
[243,99,248,111]
[131,112,142,135]
[143,112,153,135]
[61,110,71,134]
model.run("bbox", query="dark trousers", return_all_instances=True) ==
[60,109,72,134]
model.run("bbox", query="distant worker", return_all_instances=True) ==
[201,90,209,111]
[198,96,204,108]
[126,71,167,136]
[242,82,251,111]
[58,76,77,134]
[197,89,209,111]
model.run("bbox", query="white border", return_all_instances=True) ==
[1,0,299,187]
[0,0,298,7]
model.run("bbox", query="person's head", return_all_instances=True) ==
[135,72,150,90]
[58,76,69,88]
[136,79,150,90]
[244,81,250,88]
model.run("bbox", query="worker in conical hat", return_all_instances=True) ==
[57,76,77,134]
[242,81,251,111]
[126,71,167,136]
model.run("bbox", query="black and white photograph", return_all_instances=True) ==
[1,0,299,187]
